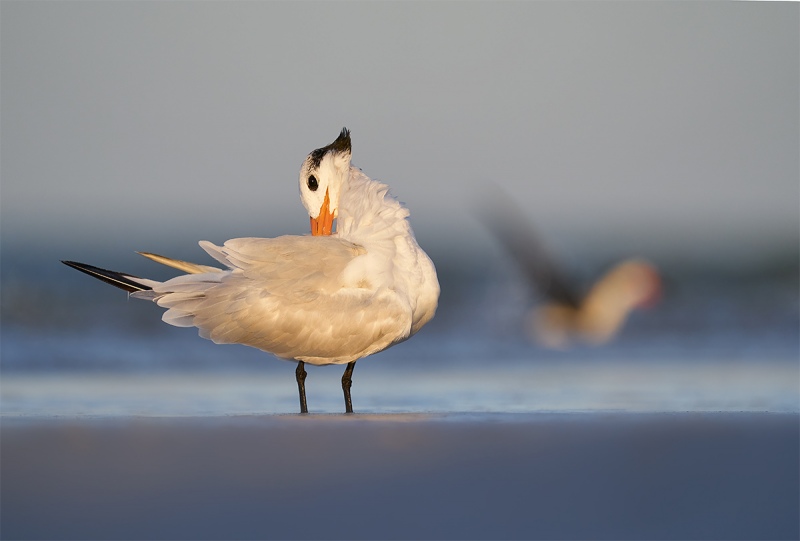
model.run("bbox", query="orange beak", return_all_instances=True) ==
[310,188,335,236]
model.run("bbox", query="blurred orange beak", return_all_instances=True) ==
[310,188,335,236]
[637,264,663,309]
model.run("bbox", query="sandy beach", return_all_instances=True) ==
[2,412,797,540]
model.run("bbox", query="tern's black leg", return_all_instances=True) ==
[296,361,308,414]
[341,361,356,414]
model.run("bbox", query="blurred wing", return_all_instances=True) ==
[478,187,582,308]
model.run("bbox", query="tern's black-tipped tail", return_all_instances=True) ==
[61,260,153,293]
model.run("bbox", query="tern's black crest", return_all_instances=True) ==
[309,127,351,168]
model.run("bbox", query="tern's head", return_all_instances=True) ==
[299,128,352,236]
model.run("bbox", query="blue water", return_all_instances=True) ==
[2,254,798,415]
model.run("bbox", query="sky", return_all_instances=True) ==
[2,1,798,270]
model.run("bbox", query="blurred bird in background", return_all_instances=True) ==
[478,187,661,349]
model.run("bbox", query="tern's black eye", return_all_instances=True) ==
[307,175,318,191]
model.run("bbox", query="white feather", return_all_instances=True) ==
[128,134,439,367]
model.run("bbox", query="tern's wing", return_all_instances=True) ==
[137,252,223,274]
[478,188,582,309]
[62,260,158,293]
[149,235,410,364]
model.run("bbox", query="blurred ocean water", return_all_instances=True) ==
[2,251,798,415]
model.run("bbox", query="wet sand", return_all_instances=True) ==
[2,412,798,540]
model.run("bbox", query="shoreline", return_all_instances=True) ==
[3,360,798,416]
